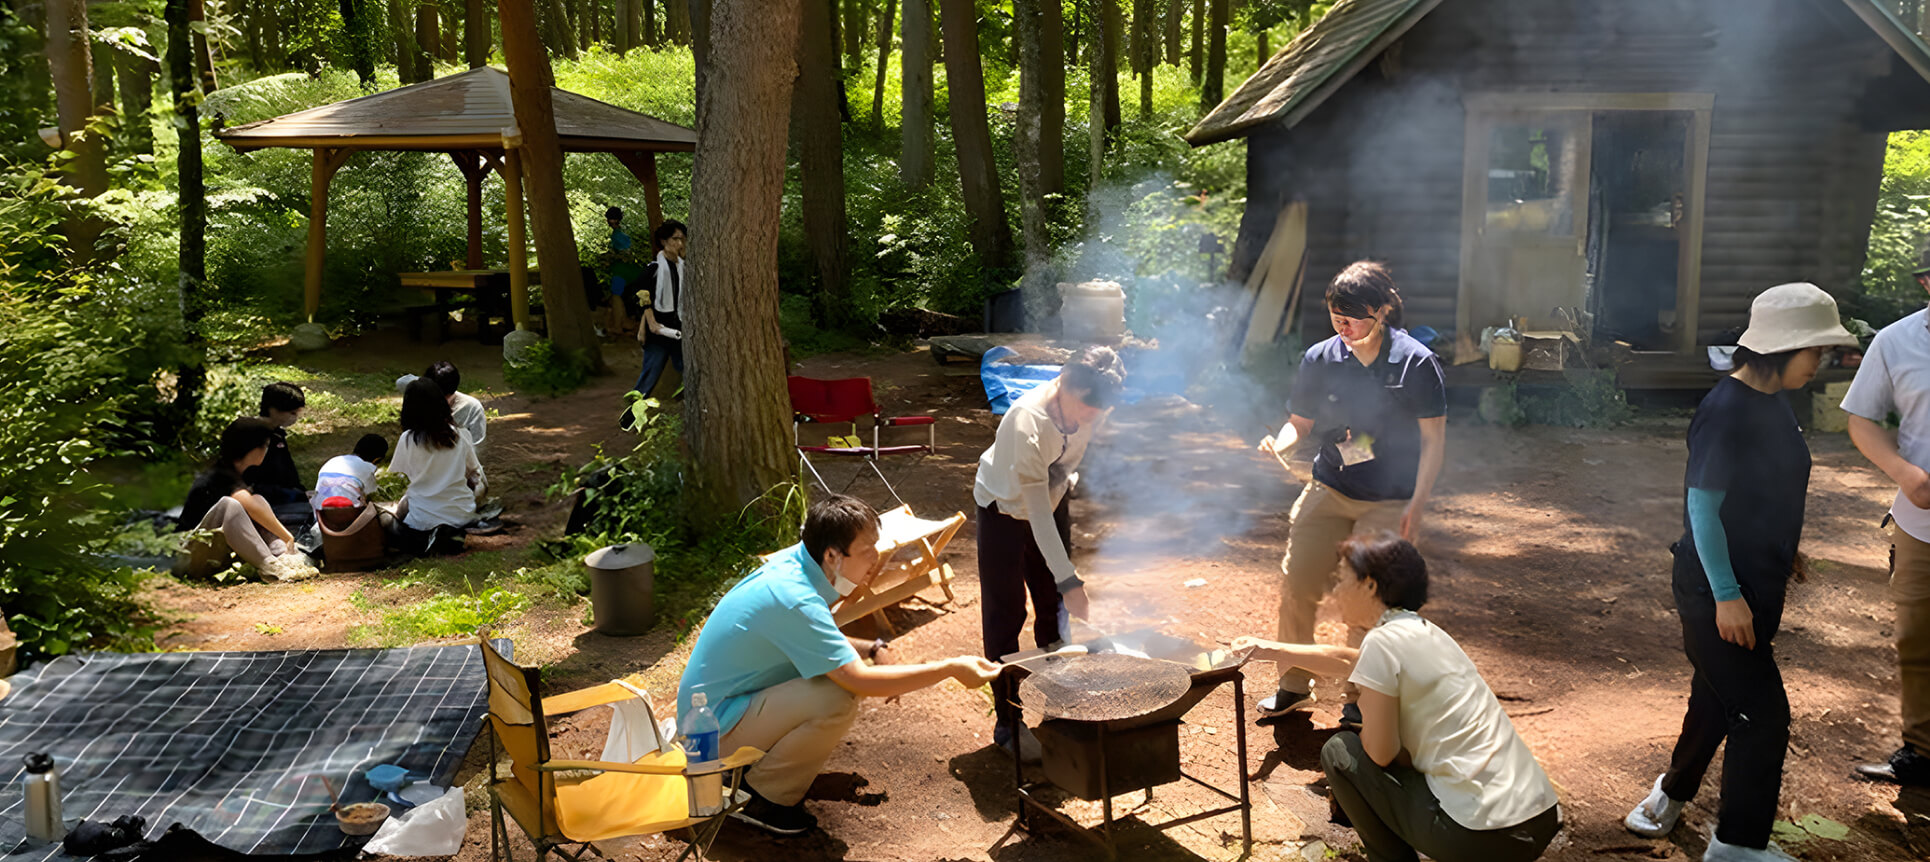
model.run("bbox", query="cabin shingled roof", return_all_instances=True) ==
[1185,0,1930,147]
[215,66,696,152]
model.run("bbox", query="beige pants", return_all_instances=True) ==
[719,675,859,806]
[1889,523,1930,752]
[1277,481,1407,693]
[178,497,277,575]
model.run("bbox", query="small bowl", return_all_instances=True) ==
[335,801,391,836]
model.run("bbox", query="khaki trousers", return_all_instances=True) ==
[178,496,277,576]
[719,675,859,806]
[1277,481,1407,693]
[1889,523,1930,752]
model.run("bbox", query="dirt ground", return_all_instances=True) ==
[144,330,1930,861]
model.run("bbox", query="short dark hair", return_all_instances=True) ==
[1061,345,1127,409]
[1327,260,1406,330]
[217,417,278,468]
[354,433,389,463]
[259,381,306,414]
[423,360,461,396]
[801,494,879,566]
[605,205,623,221]
[653,218,688,247]
[1733,345,1800,379]
[1338,532,1428,611]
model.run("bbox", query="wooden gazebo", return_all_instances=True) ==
[215,66,696,324]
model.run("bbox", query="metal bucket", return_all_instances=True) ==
[585,543,656,636]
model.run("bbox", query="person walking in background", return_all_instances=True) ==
[1842,258,1930,789]
[1310,533,1561,862]
[1256,261,1446,724]
[599,205,646,338]
[1625,283,1858,860]
[973,346,1126,762]
[633,219,688,397]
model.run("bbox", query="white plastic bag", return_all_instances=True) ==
[361,785,466,857]
[598,680,679,761]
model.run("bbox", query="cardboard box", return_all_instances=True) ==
[1520,331,1581,371]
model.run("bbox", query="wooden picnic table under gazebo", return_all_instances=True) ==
[213,66,694,328]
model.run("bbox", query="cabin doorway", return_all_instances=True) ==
[1458,94,1711,354]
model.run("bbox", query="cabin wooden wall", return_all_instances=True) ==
[1236,0,1909,349]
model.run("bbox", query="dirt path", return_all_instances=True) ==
[148,339,1930,861]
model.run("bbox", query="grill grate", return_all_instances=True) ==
[1018,652,1193,722]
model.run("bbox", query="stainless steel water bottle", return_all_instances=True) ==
[22,752,62,843]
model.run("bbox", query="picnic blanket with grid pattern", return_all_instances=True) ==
[0,643,496,859]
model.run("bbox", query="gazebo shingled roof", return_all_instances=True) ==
[214,67,695,323]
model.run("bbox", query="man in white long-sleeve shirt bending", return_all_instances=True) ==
[972,345,1125,762]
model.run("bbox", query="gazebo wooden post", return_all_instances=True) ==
[614,150,665,233]
[303,147,352,321]
[449,150,487,269]
[502,145,532,331]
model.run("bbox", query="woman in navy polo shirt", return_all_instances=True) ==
[1256,261,1446,722]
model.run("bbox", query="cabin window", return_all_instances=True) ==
[1486,123,1580,236]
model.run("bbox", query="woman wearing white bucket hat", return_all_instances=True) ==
[1624,283,1856,861]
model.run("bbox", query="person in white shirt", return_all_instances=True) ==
[313,433,386,511]
[633,219,688,396]
[1239,533,1560,862]
[390,377,484,549]
[395,361,486,450]
[972,345,1125,761]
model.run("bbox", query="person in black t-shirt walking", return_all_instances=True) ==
[1254,261,1447,723]
[1623,283,1857,862]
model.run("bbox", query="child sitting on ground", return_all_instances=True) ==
[314,433,387,512]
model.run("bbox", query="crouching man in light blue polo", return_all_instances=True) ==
[677,494,1001,837]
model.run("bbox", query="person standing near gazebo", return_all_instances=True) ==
[633,219,688,397]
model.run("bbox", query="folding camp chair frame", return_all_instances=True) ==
[788,376,937,507]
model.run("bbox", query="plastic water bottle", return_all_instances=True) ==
[679,693,723,816]
[22,752,62,843]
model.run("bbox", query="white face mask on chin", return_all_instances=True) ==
[833,574,861,597]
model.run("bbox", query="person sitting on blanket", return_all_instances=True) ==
[176,417,320,581]
[1237,533,1561,862]
[395,360,486,451]
[242,381,315,532]
[389,377,486,554]
[676,494,1002,838]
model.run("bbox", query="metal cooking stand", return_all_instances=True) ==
[1010,662,1252,861]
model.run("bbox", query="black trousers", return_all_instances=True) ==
[1660,553,1790,849]
[978,498,1072,732]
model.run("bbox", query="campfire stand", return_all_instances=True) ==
[1009,662,1252,860]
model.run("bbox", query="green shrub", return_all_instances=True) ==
[504,338,592,396]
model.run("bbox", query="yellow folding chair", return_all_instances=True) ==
[480,640,762,861]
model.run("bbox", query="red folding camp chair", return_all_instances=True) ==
[788,376,936,505]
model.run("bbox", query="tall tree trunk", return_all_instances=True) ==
[1163,0,1180,64]
[1202,0,1225,109]
[589,0,601,44]
[443,4,461,60]
[690,0,711,104]
[44,0,107,258]
[1066,0,1079,66]
[614,0,630,50]
[264,0,283,69]
[189,0,216,90]
[686,0,803,523]
[793,0,851,327]
[341,0,381,85]
[544,0,578,57]
[1014,0,1063,306]
[244,0,265,69]
[842,0,863,61]
[91,45,116,126]
[937,0,1015,272]
[467,0,490,65]
[1090,0,1117,185]
[390,0,417,82]
[870,0,894,130]
[1256,28,1266,66]
[640,0,654,45]
[498,0,603,370]
[1098,0,1119,131]
[117,56,155,155]
[1189,0,1201,83]
[576,0,592,51]
[416,4,442,74]
[899,0,932,188]
[165,0,207,441]
[666,0,687,44]
[1132,0,1153,118]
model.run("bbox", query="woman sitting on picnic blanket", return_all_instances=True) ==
[1238,533,1561,862]
[176,417,320,581]
[390,377,486,554]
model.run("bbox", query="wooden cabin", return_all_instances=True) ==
[1188,0,1930,385]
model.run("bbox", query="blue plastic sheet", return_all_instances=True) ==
[979,346,1184,414]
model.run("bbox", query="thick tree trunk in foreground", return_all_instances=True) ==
[499,0,602,369]
[1202,0,1226,110]
[938,0,1015,272]
[44,0,106,258]
[899,0,933,188]
[685,0,803,523]
[870,0,895,130]
[793,0,851,326]
[467,0,490,65]
[166,0,208,441]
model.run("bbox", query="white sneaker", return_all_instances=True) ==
[260,553,320,582]
[1703,832,1798,861]
[1624,774,1684,837]
[1257,689,1315,717]
[267,538,288,557]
